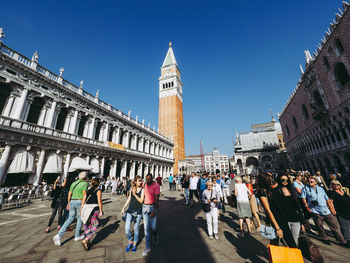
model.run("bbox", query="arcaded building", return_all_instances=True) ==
[279,2,350,176]
[0,31,174,186]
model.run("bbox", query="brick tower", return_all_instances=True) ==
[158,42,185,175]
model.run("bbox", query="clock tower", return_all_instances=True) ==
[158,42,185,175]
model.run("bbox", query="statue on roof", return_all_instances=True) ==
[32,51,39,63]
[0,28,5,41]
[59,67,64,77]
[95,89,99,98]
[80,80,83,89]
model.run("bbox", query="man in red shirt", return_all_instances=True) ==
[155,175,163,195]
[142,173,160,256]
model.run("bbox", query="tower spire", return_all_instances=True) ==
[162,42,177,67]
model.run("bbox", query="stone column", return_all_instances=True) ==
[103,122,110,141]
[63,153,71,180]
[69,110,79,134]
[2,95,15,117]
[137,162,143,177]
[130,161,136,179]
[111,159,117,178]
[155,165,159,177]
[125,132,130,148]
[100,157,105,178]
[33,149,46,186]
[0,145,12,185]
[44,100,57,128]
[37,104,49,126]
[120,160,127,178]
[12,88,28,120]
[88,117,96,139]
[144,163,149,176]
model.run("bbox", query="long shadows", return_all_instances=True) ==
[91,216,120,247]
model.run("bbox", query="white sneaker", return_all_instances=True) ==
[142,248,151,256]
[53,234,61,246]
[74,235,84,241]
[214,234,219,240]
[209,235,213,240]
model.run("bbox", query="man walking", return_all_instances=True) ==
[142,173,160,256]
[189,172,200,207]
[53,171,88,246]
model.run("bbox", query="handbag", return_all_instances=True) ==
[202,191,213,212]
[260,225,277,240]
[268,240,304,263]
[80,190,98,224]
[298,234,324,263]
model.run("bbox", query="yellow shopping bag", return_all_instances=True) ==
[268,244,304,263]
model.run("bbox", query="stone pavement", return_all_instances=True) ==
[0,188,349,263]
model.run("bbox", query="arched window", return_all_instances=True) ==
[292,116,298,130]
[286,125,290,136]
[335,38,344,57]
[55,107,68,131]
[313,90,324,107]
[302,104,309,120]
[162,84,165,89]
[334,62,350,88]
[166,83,168,88]
[171,81,174,87]
[0,84,12,115]
[26,97,45,124]
[77,114,87,136]
[322,56,330,71]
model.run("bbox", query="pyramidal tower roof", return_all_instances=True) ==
[162,42,177,68]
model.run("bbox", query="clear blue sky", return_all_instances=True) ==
[1,0,343,156]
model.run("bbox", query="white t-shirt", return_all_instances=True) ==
[189,176,199,190]
[235,183,249,202]
[213,183,223,199]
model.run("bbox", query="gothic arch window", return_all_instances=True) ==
[26,97,45,124]
[286,125,290,136]
[163,84,165,89]
[335,38,344,57]
[166,83,168,88]
[55,107,68,131]
[322,56,330,71]
[334,62,350,88]
[171,81,174,87]
[302,104,309,120]
[94,121,103,140]
[292,116,298,130]
[313,90,324,107]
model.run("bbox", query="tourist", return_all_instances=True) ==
[126,176,132,197]
[53,171,88,246]
[189,172,200,207]
[121,177,127,198]
[142,173,160,256]
[301,176,348,246]
[198,174,208,200]
[111,177,117,197]
[168,174,174,191]
[45,176,70,233]
[328,180,350,243]
[202,181,220,240]
[243,176,261,230]
[121,176,144,253]
[155,174,163,195]
[81,178,103,250]
[234,176,252,236]
[221,174,230,204]
[182,174,190,205]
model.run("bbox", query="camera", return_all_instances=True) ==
[211,198,217,202]
[311,200,319,206]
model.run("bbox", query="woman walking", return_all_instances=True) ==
[182,175,190,205]
[243,176,261,230]
[202,181,220,240]
[121,176,144,253]
[234,176,252,236]
[81,178,103,250]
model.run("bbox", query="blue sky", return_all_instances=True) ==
[1,0,343,156]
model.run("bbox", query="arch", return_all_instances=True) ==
[322,56,330,71]
[334,62,350,88]
[171,81,174,87]
[301,104,309,120]
[5,150,35,186]
[246,157,259,173]
[26,97,45,124]
[90,158,100,174]
[43,153,63,174]
[313,90,324,107]
[0,83,12,115]
[94,120,103,140]
[292,116,298,130]
[335,38,344,57]
[108,126,114,142]
[55,107,68,131]
[77,115,87,136]
[162,84,165,89]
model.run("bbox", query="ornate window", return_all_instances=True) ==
[322,56,330,71]
[335,38,344,57]
[302,104,309,120]
[292,116,298,130]
[334,62,350,89]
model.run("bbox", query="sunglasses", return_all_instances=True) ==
[332,184,341,186]
[281,179,289,182]
[308,181,316,184]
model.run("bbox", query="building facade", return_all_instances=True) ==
[0,35,174,186]
[204,149,229,174]
[279,2,350,177]
[233,118,286,174]
[158,42,185,175]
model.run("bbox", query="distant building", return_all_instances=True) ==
[204,148,229,174]
[233,118,287,174]
[279,2,350,177]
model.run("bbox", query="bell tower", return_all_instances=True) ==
[158,42,185,174]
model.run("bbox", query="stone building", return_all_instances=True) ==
[0,34,174,186]
[279,2,350,177]
[158,42,185,174]
[233,118,286,174]
[204,148,229,174]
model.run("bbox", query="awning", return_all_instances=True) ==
[68,157,93,172]
[7,150,35,174]
[43,154,62,174]
[90,158,100,174]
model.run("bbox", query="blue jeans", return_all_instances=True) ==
[58,200,82,239]
[125,212,142,243]
[142,204,157,249]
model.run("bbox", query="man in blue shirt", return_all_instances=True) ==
[168,174,173,191]
[301,176,348,246]
[198,174,208,199]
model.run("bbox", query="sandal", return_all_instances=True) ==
[45,227,50,233]
[82,239,89,251]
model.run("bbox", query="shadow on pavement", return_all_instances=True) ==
[91,217,120,248]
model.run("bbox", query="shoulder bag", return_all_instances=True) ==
[202,191,213,212]
[80,190,99,224]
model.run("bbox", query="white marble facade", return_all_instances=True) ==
[0,40,174,186]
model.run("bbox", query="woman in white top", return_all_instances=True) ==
[202,181,220,240]
[234,176,252,236]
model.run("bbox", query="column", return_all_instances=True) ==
[0,145,11,185]
[114,127,120,144]
[33,149,46,186]
[12,88,28,120]
[155,164,159,177]
[137,162,143,177]
[2,95,15,117]
[103,122,110,141]
[88,116,96,139]
[130,161,136,179]
[37,104,48,126]
[111,159,117,178]
[44,100,57,128]
[63,153,71,180]
[125,132,130,148]
[69,110,79,134]
[120,160,127,178]
[139,137,144,151]
[144,163,149,176]
[100,157,105,178]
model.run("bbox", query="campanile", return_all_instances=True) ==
[158,42,185,174]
